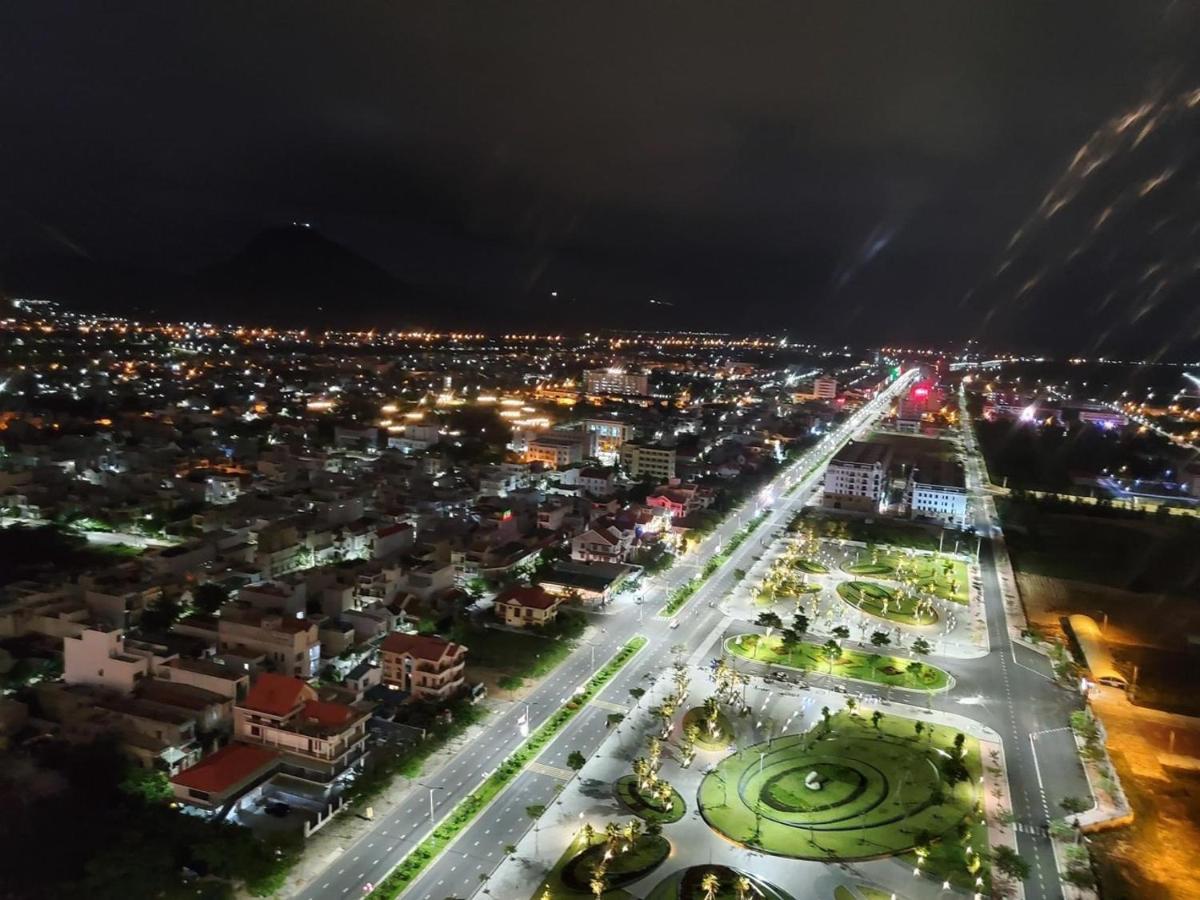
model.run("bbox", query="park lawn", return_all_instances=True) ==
[698,712,985,873]
[792,513,943,552]
[794,558,829,574]
[847,547,969,605]
[836,581,939,626]
[726,634,950,692]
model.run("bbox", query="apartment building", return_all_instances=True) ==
[570,524,633,564]
[822,441,892,513]
[619,442,676,482]
[908,458,968,527]
[379,632,467,701]
[217,605,321,677]
[63,626,175,694]
[812,375,838,400]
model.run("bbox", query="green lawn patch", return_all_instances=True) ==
[836,581,938,626]
[645,865,797,900]
[845,562,895,576]
[794,559,829,574]
[370,636,647,899]
[614,774,686,823]
[726,634,950,692]
[450,609,587,681]
[683,705,735,750]
[532,830,635,899]
[698,711,987,885]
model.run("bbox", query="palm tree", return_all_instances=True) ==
[792,611,809,634]
[700,871,721,900]
[832,624,850,640]
[912,636,932,657]
[589,862,608,900]
[734,876,753,900]
[871,710,884,731]
[913,720,925,742]
[845,696,858,717]
[820,705,832,732]
[624,818,643,843]
[604,821,622,851]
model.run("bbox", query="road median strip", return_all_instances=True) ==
[368,635,648,898]
[660,512,768,617]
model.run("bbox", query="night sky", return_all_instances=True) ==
[3,2,1200,351]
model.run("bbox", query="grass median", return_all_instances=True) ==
[369,636,648,899]
[661,513,767,617]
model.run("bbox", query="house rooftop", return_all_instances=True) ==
[831,440,892,466]
[240,672,312,717]
[380,632,464,661]
[171,742,278,795]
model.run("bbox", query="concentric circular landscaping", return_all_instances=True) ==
[698,715,978,860]
[794,559,829,574]
[836,581,938,626]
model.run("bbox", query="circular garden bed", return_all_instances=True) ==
[683,705,735,750]
[698,721,976,861]
[794,559,829,574]
[562,833,670,891]
[836,581,938,626]
[615,774,686,824]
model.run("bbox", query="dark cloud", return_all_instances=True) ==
[2,1,1199,348]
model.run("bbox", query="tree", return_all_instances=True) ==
[791,611,809,634]
[845,697,858,717]
[913,720,925,741]
[701,871,721,900]
[993,845,1031,880]
[629,687,646,702]
[119,768,171,803]
[734,875,753,900]
[820,705,832,732]
[580,822,596,846]
[589,861,608,900]
[821,639,842,673]
[567,750,586,771]
[191,582,229,614]
[832,624,850,641]
[756,611,783,630]
[139,594,182,631]
[911,637,932,657]
[871,710,883,731]
[778,627,800,654]
[869,630,891,653]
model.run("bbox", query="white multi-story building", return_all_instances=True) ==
[63,627,175,694]
[908,459,968,527]
[584,368,649,397]
[619,443,676,482]
[581,418,635,462]
[823,441,891,513]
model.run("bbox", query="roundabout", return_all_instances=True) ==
[697,714,979,860]
[836,581,938,626]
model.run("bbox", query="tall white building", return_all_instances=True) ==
[908,459,968,527]
[822,441,891,512]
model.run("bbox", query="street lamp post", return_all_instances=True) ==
[417,783,444,820]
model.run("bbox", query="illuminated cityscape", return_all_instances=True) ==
[3,5,1200,900]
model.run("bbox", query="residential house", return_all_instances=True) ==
[379,633,467,701]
